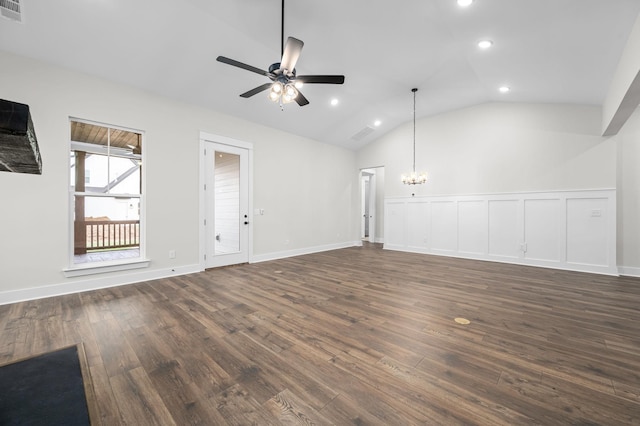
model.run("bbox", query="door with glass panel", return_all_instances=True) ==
[205,142,249,268]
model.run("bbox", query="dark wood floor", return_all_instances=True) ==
[2,243,640,425]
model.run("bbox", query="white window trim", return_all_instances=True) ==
[65,117,149,276]
[63,258,150,277]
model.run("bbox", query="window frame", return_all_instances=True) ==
[63,117,149,277]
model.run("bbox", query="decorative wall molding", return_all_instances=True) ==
[385,189,617,275]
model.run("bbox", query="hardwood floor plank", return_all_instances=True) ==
[213,383,280,425]
[88,363,123,425]
[91,318,141,377]
[263,388,334,425]
[109,367,178,426]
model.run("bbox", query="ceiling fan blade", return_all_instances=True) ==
[295,90,310,106]
[280,37,304,74]
[240,83,274,98]
[295,75,345,84]
[216,56,270,77]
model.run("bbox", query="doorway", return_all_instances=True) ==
[201,134,252,268]
[360,167,384,243]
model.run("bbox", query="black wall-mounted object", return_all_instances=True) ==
[0,99,42,174]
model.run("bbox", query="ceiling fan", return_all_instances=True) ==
[216,0,345,107]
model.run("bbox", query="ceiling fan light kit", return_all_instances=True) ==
[402,88,427,186]
[216,0,345,109]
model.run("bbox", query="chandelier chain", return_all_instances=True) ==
[412,88,417,173]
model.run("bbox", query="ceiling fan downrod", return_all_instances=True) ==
[281,0,285,58]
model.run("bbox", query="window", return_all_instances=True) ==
[68,119,144,268]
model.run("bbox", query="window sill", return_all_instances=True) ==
[63,258,151,278]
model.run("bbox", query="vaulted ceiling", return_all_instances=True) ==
[1,0,639,150]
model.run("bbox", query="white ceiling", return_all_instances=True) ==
[2,0,639,150]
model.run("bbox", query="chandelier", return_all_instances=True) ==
[401,88,427,185]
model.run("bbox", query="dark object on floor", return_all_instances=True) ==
[0,98,42,174]
[0,344,96,425]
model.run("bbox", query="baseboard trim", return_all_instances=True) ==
[0,264,201,306]
[251,241,361,263]
[618,266,640,278]
[383,245,620,276]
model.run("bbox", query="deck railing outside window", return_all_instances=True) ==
[83,220,140,251]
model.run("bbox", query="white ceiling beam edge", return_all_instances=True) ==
[602,13,640,136]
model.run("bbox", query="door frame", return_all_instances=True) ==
[360,168,377,243]
[199,132,253,270]
[361,173,370,240]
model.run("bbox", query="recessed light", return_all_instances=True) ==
[457,0,473,7]
[499,86,510,93]
[478,40,493,49]
[374,120,381,127]
[330,98,339,106]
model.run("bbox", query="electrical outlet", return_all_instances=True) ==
[169,250,176,259]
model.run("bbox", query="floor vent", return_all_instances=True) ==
[351,126,375,141]
[1,0,22,22]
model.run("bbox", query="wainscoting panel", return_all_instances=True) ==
[407,201,429,250]
[524,199,561,263]
[488,199,520,259]
[566,197,609,267]
[458,200,486,255]
[385,201,407,248]
[384,190,617,275]
[431,201,457,252]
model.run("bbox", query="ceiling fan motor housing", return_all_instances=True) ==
[269,63,296,79]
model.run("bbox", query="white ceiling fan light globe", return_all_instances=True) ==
[268,91,280,102]
[268,82,284,102]
[282,83,299,103]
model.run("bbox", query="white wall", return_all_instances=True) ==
[251,130,357,258]
[358,103,615,197]
[615,107,640,274]
[0,50,358,300]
